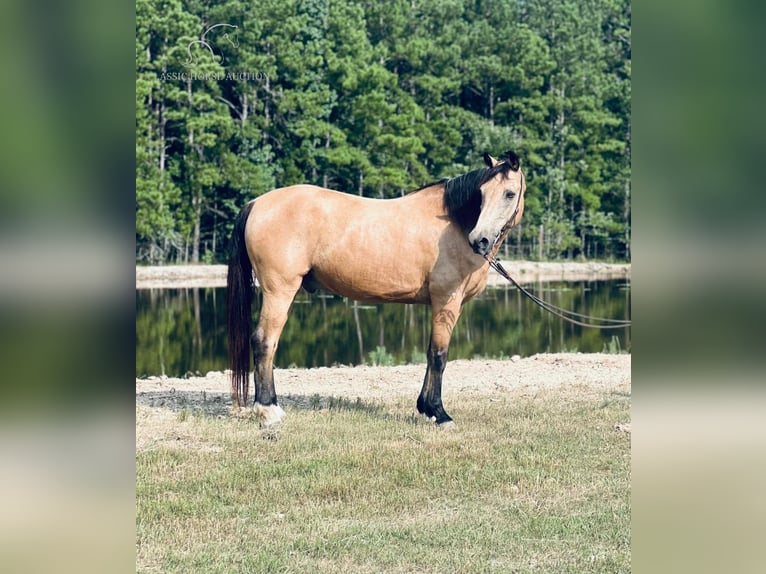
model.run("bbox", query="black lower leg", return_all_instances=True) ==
[251,331,277,406]
[417,346,452,424]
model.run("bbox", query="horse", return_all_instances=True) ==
[227,150,526,427]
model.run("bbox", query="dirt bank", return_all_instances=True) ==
[136,353,630,417]
[136,262,630,289]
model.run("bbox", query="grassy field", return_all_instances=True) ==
[136,390,630,573]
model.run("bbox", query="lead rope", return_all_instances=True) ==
[485,256,631,329]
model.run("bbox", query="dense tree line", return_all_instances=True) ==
[136,0,630,264]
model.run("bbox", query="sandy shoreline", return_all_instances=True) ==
[136,353,631,432]
[136,261,630,289]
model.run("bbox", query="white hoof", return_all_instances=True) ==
[437,420,456,430]
[254,403,287,427]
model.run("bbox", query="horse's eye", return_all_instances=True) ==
[505,191,516,200]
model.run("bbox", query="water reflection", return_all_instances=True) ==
[136,281,630,378]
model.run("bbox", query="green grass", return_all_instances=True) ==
[136,392,630,573]
[602,335,628,354]
[367,345,396,366]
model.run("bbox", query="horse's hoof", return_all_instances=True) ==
[255,404,287,427]
[437,420,456,430]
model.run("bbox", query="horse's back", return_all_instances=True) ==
[246,184,382,254]
[244,186,438,300]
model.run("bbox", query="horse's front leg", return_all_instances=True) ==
[417,296,462,427]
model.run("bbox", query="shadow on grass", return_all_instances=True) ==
[135,389,420,423]
[281,393,385,415]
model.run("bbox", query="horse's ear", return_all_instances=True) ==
[483,153,500,168]
[504,151,521,171]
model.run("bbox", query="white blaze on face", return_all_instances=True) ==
[468,170,524,254]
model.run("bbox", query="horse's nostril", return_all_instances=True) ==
[472,237,490,255]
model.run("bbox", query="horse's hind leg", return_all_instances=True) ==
[417,296,462,427]
[251,286,299,426]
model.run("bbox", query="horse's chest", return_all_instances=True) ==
[462,270,490,302]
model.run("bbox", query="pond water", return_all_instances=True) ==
[136,280,630,378]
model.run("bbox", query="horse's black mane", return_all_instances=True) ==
[434,150,521,233]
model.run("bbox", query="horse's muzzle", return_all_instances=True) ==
[471,237,490,256]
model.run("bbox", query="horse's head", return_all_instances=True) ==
[468,151,526,257]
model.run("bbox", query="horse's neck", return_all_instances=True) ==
[402,184,447,213]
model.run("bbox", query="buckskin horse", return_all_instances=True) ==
[227,151,526,427]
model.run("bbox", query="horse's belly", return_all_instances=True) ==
[310,266,430,304]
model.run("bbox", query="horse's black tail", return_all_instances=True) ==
[227,201,255,407]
